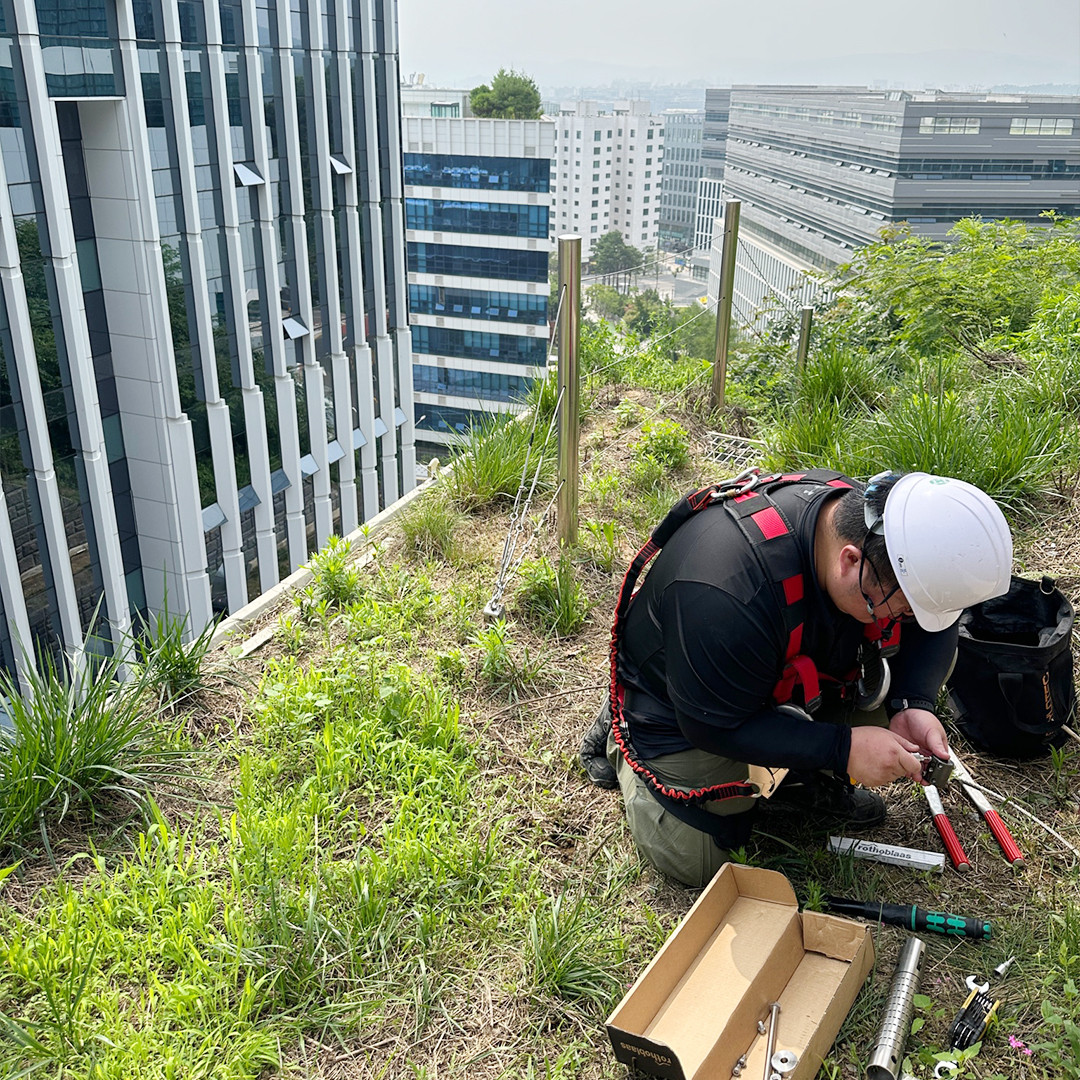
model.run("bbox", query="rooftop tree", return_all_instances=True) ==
[469,68,542,120]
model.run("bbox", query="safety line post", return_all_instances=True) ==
[796,305,814,368]
[710,199,740,409]
[556,234,581,546]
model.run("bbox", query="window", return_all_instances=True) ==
[592,173,599,181]
[593,130,601,140]
[644,171,651,178]
[591,187,598,194]
[591,212,598,219]
[591,200,598,207]
[591,225,598,233]
[1009,117,1074,135]
[645,158,652,165]
[918,116,980,134]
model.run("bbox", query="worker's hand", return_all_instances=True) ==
[847,726,923,788]
[890,708,949,763]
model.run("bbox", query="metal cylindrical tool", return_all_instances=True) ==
[762,1002,781,1080]
[867,937,926,1080]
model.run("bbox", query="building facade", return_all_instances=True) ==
[717,85,1080,318]
[402,114,555,449]
[0,0,414,684]
[400,80,471,119]
[658,108,703,253]
[551,100,665,261]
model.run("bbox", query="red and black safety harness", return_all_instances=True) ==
[608,468,900,838]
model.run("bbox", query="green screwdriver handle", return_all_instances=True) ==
[824,897,992,940]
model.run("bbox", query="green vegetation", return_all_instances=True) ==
[444,411,557,512]
[469,68,542,119]
[132,596,218,711]
[588,231,642,279]
[515,554,590,636]
[0,630,188,856]
[1,215,1079,1079]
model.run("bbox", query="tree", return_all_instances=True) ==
[586,283,627,324]
[469,69,541,120]
[623,289,671,338]
[589,230,642,284]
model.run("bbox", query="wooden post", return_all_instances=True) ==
[710,199,740,409]
[556,235,581,546]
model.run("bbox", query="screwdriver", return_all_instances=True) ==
[823,896,992,940]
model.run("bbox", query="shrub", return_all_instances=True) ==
[636,419,690,470]
[305,535,363,608]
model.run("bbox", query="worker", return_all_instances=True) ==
[579,470,1012,887]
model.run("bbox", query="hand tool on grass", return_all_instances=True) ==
[949,752,1026,867]
[933,957,1016,1078]
[823,896,991,940]
[921,782,970,872]
[867,936,926,1080]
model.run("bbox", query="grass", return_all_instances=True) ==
[0,631,188,857]
[1,271,1079,1079]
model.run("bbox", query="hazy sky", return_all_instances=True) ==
[398,0,1080,92]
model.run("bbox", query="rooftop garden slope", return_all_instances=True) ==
[1,216,1080,1079]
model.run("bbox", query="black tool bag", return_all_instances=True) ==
[947,575,1076,758]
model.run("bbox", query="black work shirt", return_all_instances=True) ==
[617,479,956,776]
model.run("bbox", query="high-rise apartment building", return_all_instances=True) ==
[402,113,555,449]
[0,0,413,683]
[658,109,703,253]
[717,85,1080,317]
[551,101,665,261]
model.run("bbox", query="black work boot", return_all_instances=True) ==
[579,698,618,789]
[769,771,886,828]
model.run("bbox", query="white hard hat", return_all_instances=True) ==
[881,473,1013,632]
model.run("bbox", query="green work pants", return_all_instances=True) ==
[607,701,889,888]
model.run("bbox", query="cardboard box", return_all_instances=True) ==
[606,863,874,1080]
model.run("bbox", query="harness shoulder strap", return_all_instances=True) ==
[609,469,854,816]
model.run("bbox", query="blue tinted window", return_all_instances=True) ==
[409,284,547,325]
[404,153,550,193]
[416,402,520,435]
[407,242,548,283]
[411,325,547,367]
[406,198,548,239]
[413,364,535,404]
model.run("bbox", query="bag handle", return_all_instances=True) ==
[998,671,1058,736]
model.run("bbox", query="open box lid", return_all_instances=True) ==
[606,863,874,1080]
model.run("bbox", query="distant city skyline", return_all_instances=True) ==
[398,0,1080,94]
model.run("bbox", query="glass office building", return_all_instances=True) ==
[716,85,1080,319]
[401,113,554,449]
[0,0,414,683]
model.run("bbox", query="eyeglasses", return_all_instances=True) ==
[858,550,913,622]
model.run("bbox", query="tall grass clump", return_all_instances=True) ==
[523,368,589,430]
[131,598,217,710]
[446,412,556,513]
[796,341,892,413]
[470,619,541,699]
[527,889,625,1008]
[868,384,1072,511]
[515,555,590,636]
[399,489,464,562]
[0,636,186,854]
